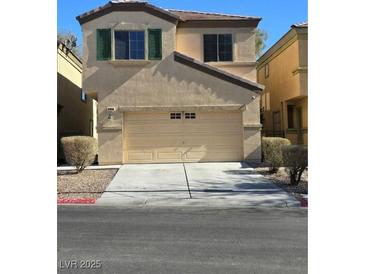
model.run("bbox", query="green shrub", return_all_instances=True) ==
[262,137,291,172]
[282,145,308,185]
[61,136,97,173]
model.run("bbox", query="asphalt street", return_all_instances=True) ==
[58,206,307,274]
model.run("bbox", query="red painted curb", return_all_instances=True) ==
[300,198,308,208]
[57,198,96,204]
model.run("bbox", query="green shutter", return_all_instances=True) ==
[148,29,162,60]
[96,29,111,60]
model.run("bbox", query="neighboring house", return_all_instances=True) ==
[57,41,98,161]
[76,0,264,165]
[257,22,308,145]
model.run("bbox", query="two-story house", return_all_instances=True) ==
[76,0,264,165]
[257,22,308,144]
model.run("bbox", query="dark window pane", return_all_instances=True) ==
[204,34,218,62]
[96,29,111,60]
[136,31,144,40]
[287,105,294,128]
[115,31,129,60]
[218,34,232,61]
[148,29,162,60]
[130,31,145,59]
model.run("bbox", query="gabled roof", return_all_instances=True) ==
[292,21,308,28]
[77,1,179,25]
[76,1,261,27]
[257,22,308,67]
[168,9,260,21]
[174,51,264,93]
[169,9,261,28]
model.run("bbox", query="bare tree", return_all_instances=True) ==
[57,31,81,57]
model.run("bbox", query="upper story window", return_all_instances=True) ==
[96,29,112,60]
[203,34,233,62]
[115,31,145,60]
[96,28,162,61]
[148,29,162,60]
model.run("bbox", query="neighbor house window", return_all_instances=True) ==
[265,63,269,78]
[170,113,182,119]
[96,29,111,60]
[115,31,145,60]
[203,34,233,62]
[80,90,87,102]
[185,113,196,119]
[287,105,295,128]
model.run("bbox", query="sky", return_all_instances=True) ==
[58,0,307,53]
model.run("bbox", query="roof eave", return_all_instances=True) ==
[177,18,261,28]
[76,1,179,25]
[174,51,264,93]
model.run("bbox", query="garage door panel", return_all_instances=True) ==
[196,112,241,119]
[183,125,242,133]
[127,151,154,161]
[123,111,243,163]
[157,152,184,161]
[126,136,184,147]
[126,125,183,134]
[185,150,242,161]
[183,136,242,146]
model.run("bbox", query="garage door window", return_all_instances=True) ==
[170,113,181,119]
[185,113,196,119]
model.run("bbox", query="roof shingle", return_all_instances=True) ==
[167,9,260,21]
[76,1,261,26]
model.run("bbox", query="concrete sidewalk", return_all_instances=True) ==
[96,162,299,207]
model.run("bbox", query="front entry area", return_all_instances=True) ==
[123,111,243,163]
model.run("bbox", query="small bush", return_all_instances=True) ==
[262,137,291,172]
[282,145,308,186]
[61,136,97,173]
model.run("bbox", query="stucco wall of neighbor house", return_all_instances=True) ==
[176,27,257,81]
[258,39,300,132]
[57,47,98,144]
[257,27,308,145]
[81,11,262,164]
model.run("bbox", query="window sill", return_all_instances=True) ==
[108,60,151,66]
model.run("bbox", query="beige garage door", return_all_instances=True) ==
[123,111,243,163]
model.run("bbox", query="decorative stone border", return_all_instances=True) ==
[57,198,96,204]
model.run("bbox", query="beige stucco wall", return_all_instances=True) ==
[81,11,261,164]
[257,28,307,145]
[57,47,98,160]
[176,27,257,81]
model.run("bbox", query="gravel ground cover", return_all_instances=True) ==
[249,163,308,200]
[57,169,118,199]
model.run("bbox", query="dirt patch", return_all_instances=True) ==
[254,167,308,200]
[57,169,118,199]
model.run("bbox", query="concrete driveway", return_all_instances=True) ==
[96,162,299,207]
